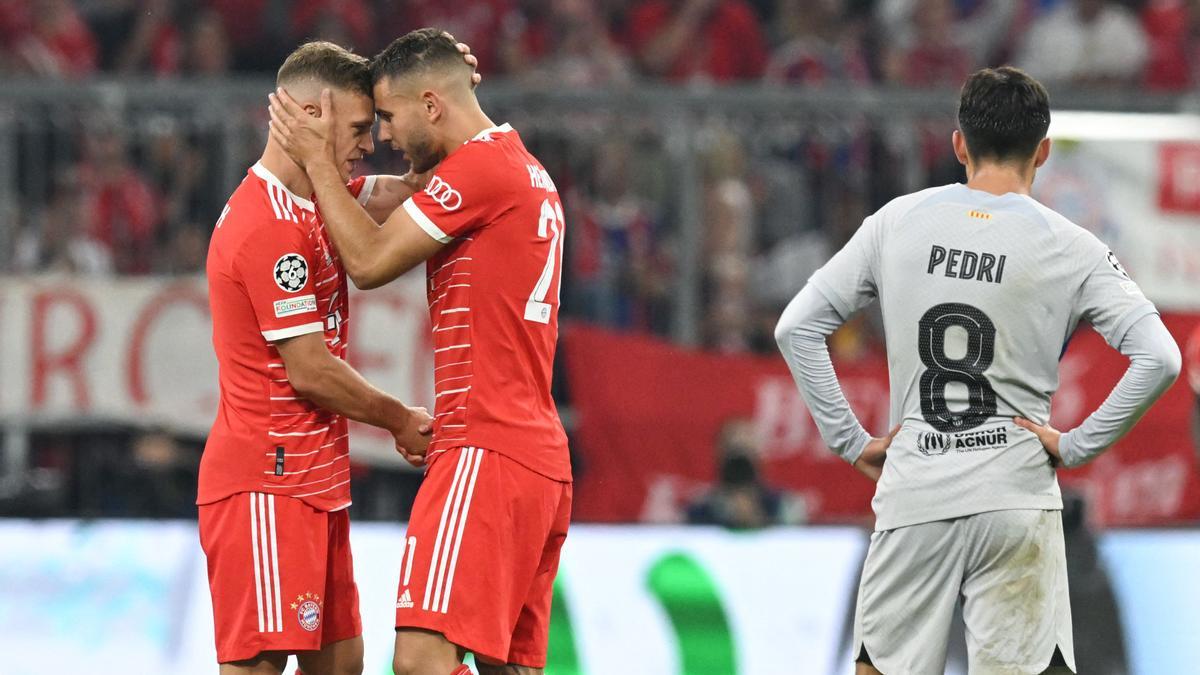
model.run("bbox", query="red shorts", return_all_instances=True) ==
[198,492,362,663]
[394,446,572,667]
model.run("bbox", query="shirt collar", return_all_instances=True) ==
[251,161,316,212]
[470,123,513,142]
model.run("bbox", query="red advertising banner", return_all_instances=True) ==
[563,315,1200,527]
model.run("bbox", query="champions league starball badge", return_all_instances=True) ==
[274,253,309,293]
[293,592,323,632]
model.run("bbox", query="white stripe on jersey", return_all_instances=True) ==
[264,452,349,475]
[436,387,471,398]
[268,426,331,437]
[262,467,350,489]
[265,184,283,219]
[440,308,470,315]
[432,257,473,276]
[435,374,471,387]
[434,344,471,354]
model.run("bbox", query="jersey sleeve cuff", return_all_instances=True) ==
[403,198,453,244]
[1058,430,1088,468]
[262,322,324,342]
[840,428,872,465]
[356,175,378,206]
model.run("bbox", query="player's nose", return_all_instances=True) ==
[361,134,375,155]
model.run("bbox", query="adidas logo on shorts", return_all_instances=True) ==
[396,589,414,609]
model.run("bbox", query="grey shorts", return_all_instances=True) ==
[853,509,1076,675]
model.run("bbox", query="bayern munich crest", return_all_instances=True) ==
[274,253,308,292]
[293,592,322,632]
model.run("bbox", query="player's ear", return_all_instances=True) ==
[423,90,442,123]
[952,130,969,167]
[303,103,320,118]
[1033,137,1052,168]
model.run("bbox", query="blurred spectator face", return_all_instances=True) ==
[187,11,231,75]
[373,78,443,174]
[1077,0,1103,23]
[594,140,631,201]
[86,128,130,175]
[914,0,954,40]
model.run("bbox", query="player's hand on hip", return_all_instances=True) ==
[393,406,434,468]
[268,87,335,170]
[853,425,900,482]
[1013,417,1064,467]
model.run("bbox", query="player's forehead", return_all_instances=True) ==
[329,87,375,125]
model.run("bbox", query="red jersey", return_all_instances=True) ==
[200,162,375,511]
[402,124,570,481]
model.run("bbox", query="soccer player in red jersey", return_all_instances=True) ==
[268,29,571,675]
[202,41,452,675]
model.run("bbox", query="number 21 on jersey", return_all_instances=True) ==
[525,198,565,324]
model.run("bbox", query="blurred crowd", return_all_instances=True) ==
[2,0,1195,88]
[2,0,1195,354]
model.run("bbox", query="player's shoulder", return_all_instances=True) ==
[872,184,961,225]
[447,125,534,177]
[1019,195,1106,252]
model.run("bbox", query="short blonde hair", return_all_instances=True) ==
[277,41,372,97]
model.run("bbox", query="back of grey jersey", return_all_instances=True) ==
[810,183,1157,531]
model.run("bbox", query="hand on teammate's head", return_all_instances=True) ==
[268,87,336,169]
[446,32,482,88]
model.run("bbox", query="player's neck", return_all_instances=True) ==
[965,163,1034,197]
[259,143,315,202]
[443,104,498,150]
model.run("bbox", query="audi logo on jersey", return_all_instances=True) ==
[424,176,463,211]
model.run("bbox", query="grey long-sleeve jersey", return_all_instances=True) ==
[775,183,1182,531]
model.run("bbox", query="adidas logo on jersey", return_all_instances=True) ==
[396,589,414,609]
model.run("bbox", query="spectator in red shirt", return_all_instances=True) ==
[75,126,164,275]
[568,139,668,331]
[382,0,514,75]
[290,0,375,52]
[628,0,768,83]
[12,0,98,78]
[765,0,871,86]
[883,0,974,88]
[507,0,633,86]
[1142,0,1200,91]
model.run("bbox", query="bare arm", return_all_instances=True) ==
[362,174,426,224]
[276,331,432,465]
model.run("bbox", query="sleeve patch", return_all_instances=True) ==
[274,253,309,292]
[424,175,463,211]
[274,294,317,318]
